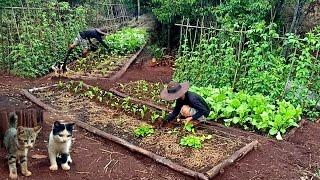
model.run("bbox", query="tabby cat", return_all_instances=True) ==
[3,112,42,179]
[48,121,75,171]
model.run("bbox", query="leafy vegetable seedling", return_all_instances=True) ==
[180,135,212,149]
[133,124,155,138]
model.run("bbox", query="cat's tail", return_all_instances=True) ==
[8,112,18,128]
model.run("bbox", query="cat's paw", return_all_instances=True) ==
[22,170,32,176]
[49,164,58,171]
[9,173,18,179]
[68,156,73,164]
[61,163,70,171]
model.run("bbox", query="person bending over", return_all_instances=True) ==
[160,81,210,125]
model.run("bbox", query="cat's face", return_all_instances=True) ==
[52,121,75,143]
[17,126,42,148]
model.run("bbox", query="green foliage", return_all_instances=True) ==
[183,122,195,133]
[180,135,212,149]
[148,44,165,59]
[0,1,87,77]
[175,22,320,118]
[105,28,148,55]
[213,0,274,27]
[190,86,302,136]
[133,123,155,138]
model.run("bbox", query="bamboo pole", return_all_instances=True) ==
[174,23,306,41]
[178,17,185,55]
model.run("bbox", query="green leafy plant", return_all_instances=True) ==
[133,123,155,138]
[183,122,195,133]
[1,2,87,77]
[105,27,148,55]
[190,86,302,137]
[180,135,212,149]
[151,111,160,123]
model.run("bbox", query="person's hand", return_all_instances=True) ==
[185,117,193,123]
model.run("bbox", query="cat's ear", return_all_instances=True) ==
[66,122,75,130]
[17,126,24,135]
[33,126,42,134]
[54,121,61,128]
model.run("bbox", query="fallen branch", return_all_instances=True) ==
[104,160,113,173]
[205,140,259,178]
[28,84,58,93]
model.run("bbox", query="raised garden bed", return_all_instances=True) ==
[55,27,148,81]
[21,83,258,179]
[57,45,145,81]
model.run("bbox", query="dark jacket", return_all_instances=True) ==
[79,29,108,49]
[166,91,210,121]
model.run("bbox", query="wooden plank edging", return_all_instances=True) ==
[109,44,146,81]
[109,88,171,112]
[20,89,57,113]
[75,120,209,180]
[205,140,259,178]
[56,44,146,81]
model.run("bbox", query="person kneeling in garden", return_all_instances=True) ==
[160,81,210,125]
[52,28,109,74]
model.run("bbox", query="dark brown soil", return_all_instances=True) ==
[84,48,173,90]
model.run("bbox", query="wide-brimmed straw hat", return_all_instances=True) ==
[95,28,108,36]
[160,81,189,101]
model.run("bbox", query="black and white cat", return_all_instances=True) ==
[48,121,75,171]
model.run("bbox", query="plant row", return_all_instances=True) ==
[115,80,173,109]
[58,81,210,149]
[58,81,166,123]
[190,86,302,137]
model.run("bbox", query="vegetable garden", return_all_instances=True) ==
[1,0,320,179]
